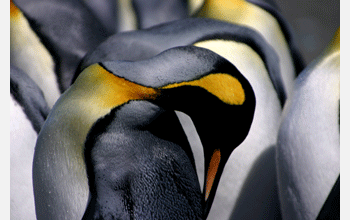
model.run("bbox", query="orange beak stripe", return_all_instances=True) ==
[205,149,221,201]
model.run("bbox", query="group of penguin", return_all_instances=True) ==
[10,0,340,219]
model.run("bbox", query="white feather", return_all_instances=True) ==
[10,96,37,220]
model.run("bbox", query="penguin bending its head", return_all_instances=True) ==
[33,46,255,219]
[78,18,285,219]
[276,28,340,220]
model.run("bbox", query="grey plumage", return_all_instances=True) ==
[10,65,50,133]
[276,29,340,220]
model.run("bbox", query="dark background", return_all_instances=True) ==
[274,0,340,65]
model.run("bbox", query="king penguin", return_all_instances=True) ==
[11,0,60,108]
[33,46,255,219]
[77,18,284,219]
[11,0,109,103]
[10,65,50,220]
[276,28,340,220]
[195,0,304,97]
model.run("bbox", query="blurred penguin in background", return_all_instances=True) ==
[195,0,305,97]
[11,0,110,106]
[10,65,50,220]
[276,28,340,220]
[11,0,196,103]
[11,0,60,107]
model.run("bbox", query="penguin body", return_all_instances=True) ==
[78,18,284,219]
[196,0,304,97]
[10,65,50,220]
[276,29,340,220]
[244,0,305,73]
[12,0,109,94]
[82,101,202,219]
[33,46,255,219]
[10,96,37,220]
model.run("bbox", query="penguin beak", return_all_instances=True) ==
[157,70,256,218]
[201,144,233,218]
[204,149,221,202]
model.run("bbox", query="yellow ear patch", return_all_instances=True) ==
[74,65,245,112]
[73,64,160,110]
[161,73,245,105]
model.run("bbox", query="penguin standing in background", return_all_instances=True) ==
[33,46,255,219]
[10,65,50,220]
[77,18,285,219]
[195,0,304,97]
[11,0,110,104]
[276,29,340,220]
[11,0,60,108]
